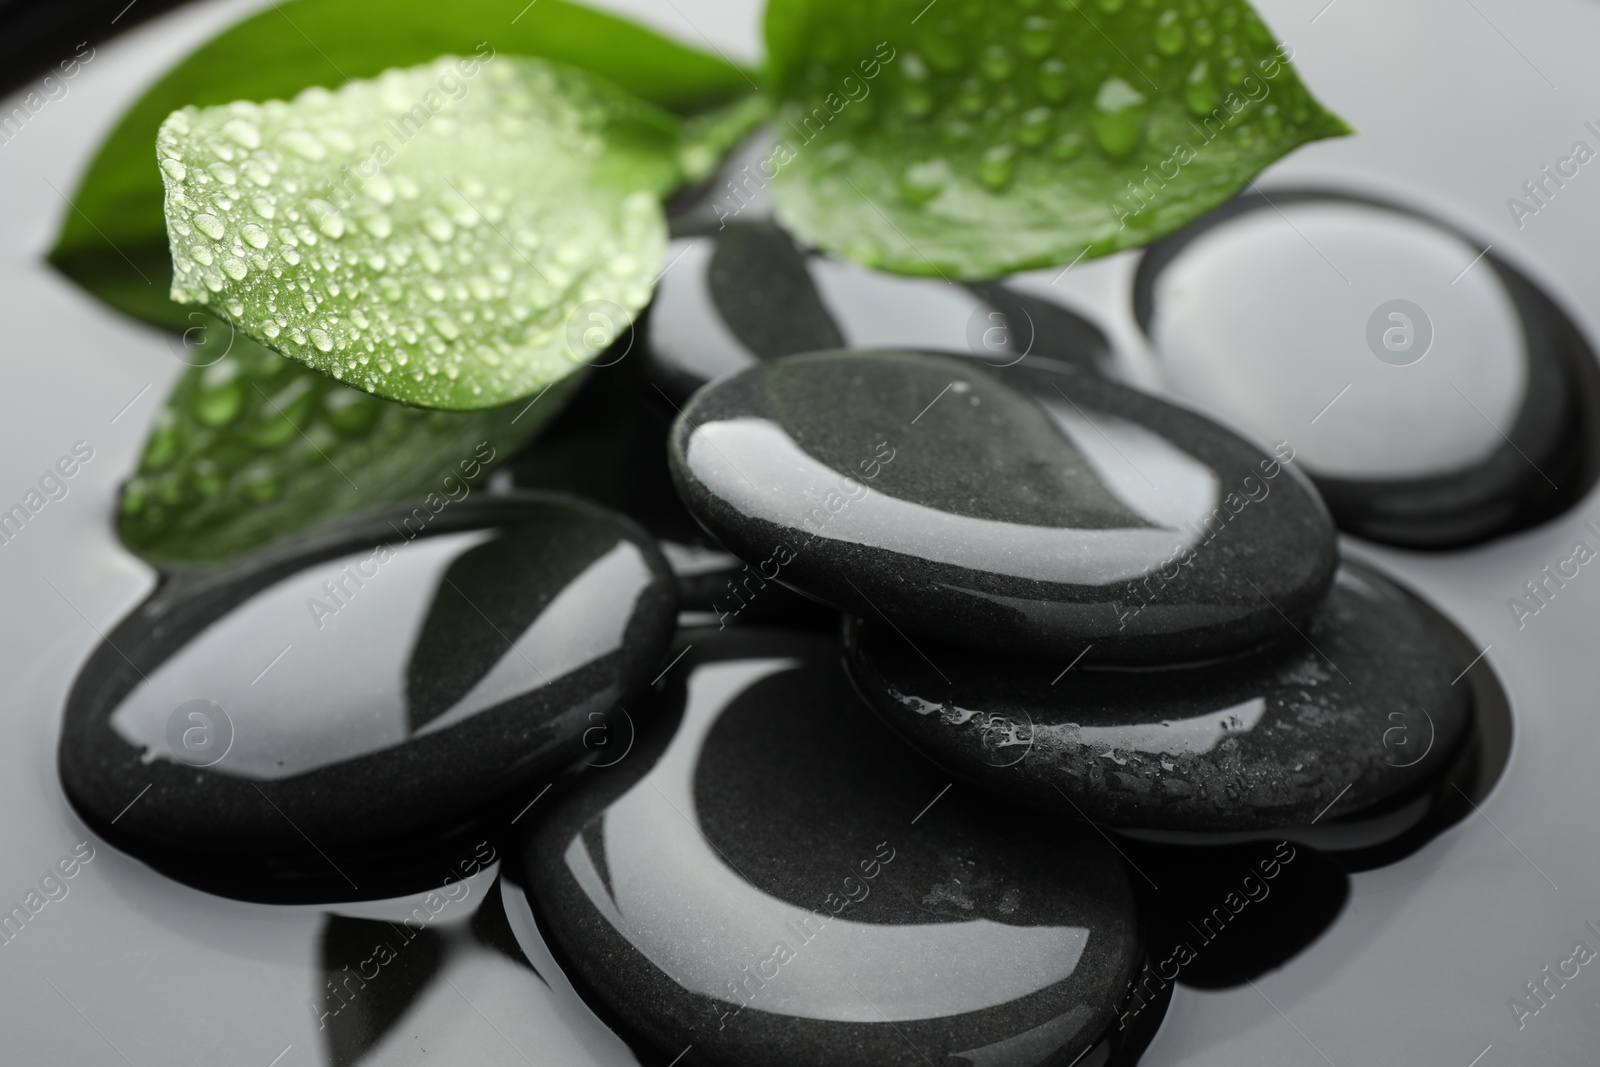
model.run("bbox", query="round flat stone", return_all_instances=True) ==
[58,495,677,902]
[669,349,1338,662]
[1137,193,1584,548]
[523,630,1149,1067]
[844,560,1474,832]
[645,221,1108,402]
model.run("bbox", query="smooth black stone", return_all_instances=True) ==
[508,365,837,631]
[644,220,1110,403]
[522,630,1147,1067]
[670,349,1338,662]
[58,495,677,902]
[1134,190,1600,549]
[1113,614,1511,863]
[844,560,1474,832]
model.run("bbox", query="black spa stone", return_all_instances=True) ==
[1135,191,1598,549]
[668,349,1338,663]
[58,495,677,902]
[843,560,1474,832]
[644,220,1109,402]
[522,630,1150,1067]
[508,365,839,631]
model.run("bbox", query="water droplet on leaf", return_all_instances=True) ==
[921,21,967,73]
[193,213,227,240]
[1090,76,1148,158]
[1185,60,1219,115]
[1018,106,1053,147]
[981,44,1014,81]
[1154,10,1186,55]
[280,130,326,160]
[1052,131,1086,160]
[1039,58,1071,103]
[222,118,261,149]
[1020,16,1057,57]
[898,159,949,205]
[978,144,1017,190]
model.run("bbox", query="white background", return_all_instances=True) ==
[2,0,1599,1063]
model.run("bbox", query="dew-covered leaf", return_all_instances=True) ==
[763,0,1350,278]
[119,319,576,568]
[160,56,683,409]
[49,0,756,329]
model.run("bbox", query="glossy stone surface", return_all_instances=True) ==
[59,495,677,901]
[645,221,1109,402]
[669,349,1338,662]
[523,630,1148,1067]
[1137,193,1589,548]
[508,364,839,631]
[844,561,1474,832]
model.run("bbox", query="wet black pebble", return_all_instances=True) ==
[522,629,1151,1067]
[844,560,1473,832]
[58,495,677,902]
[669,349,1338,663]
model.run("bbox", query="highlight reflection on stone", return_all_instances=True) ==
[523,630,1151,1067]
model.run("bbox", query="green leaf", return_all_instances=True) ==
[50,241,192,332]
[160,56,683,409]
[763,0,1350,278]
[119,319,576,568]
[680,93,777,184]
[49,0,757,329]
